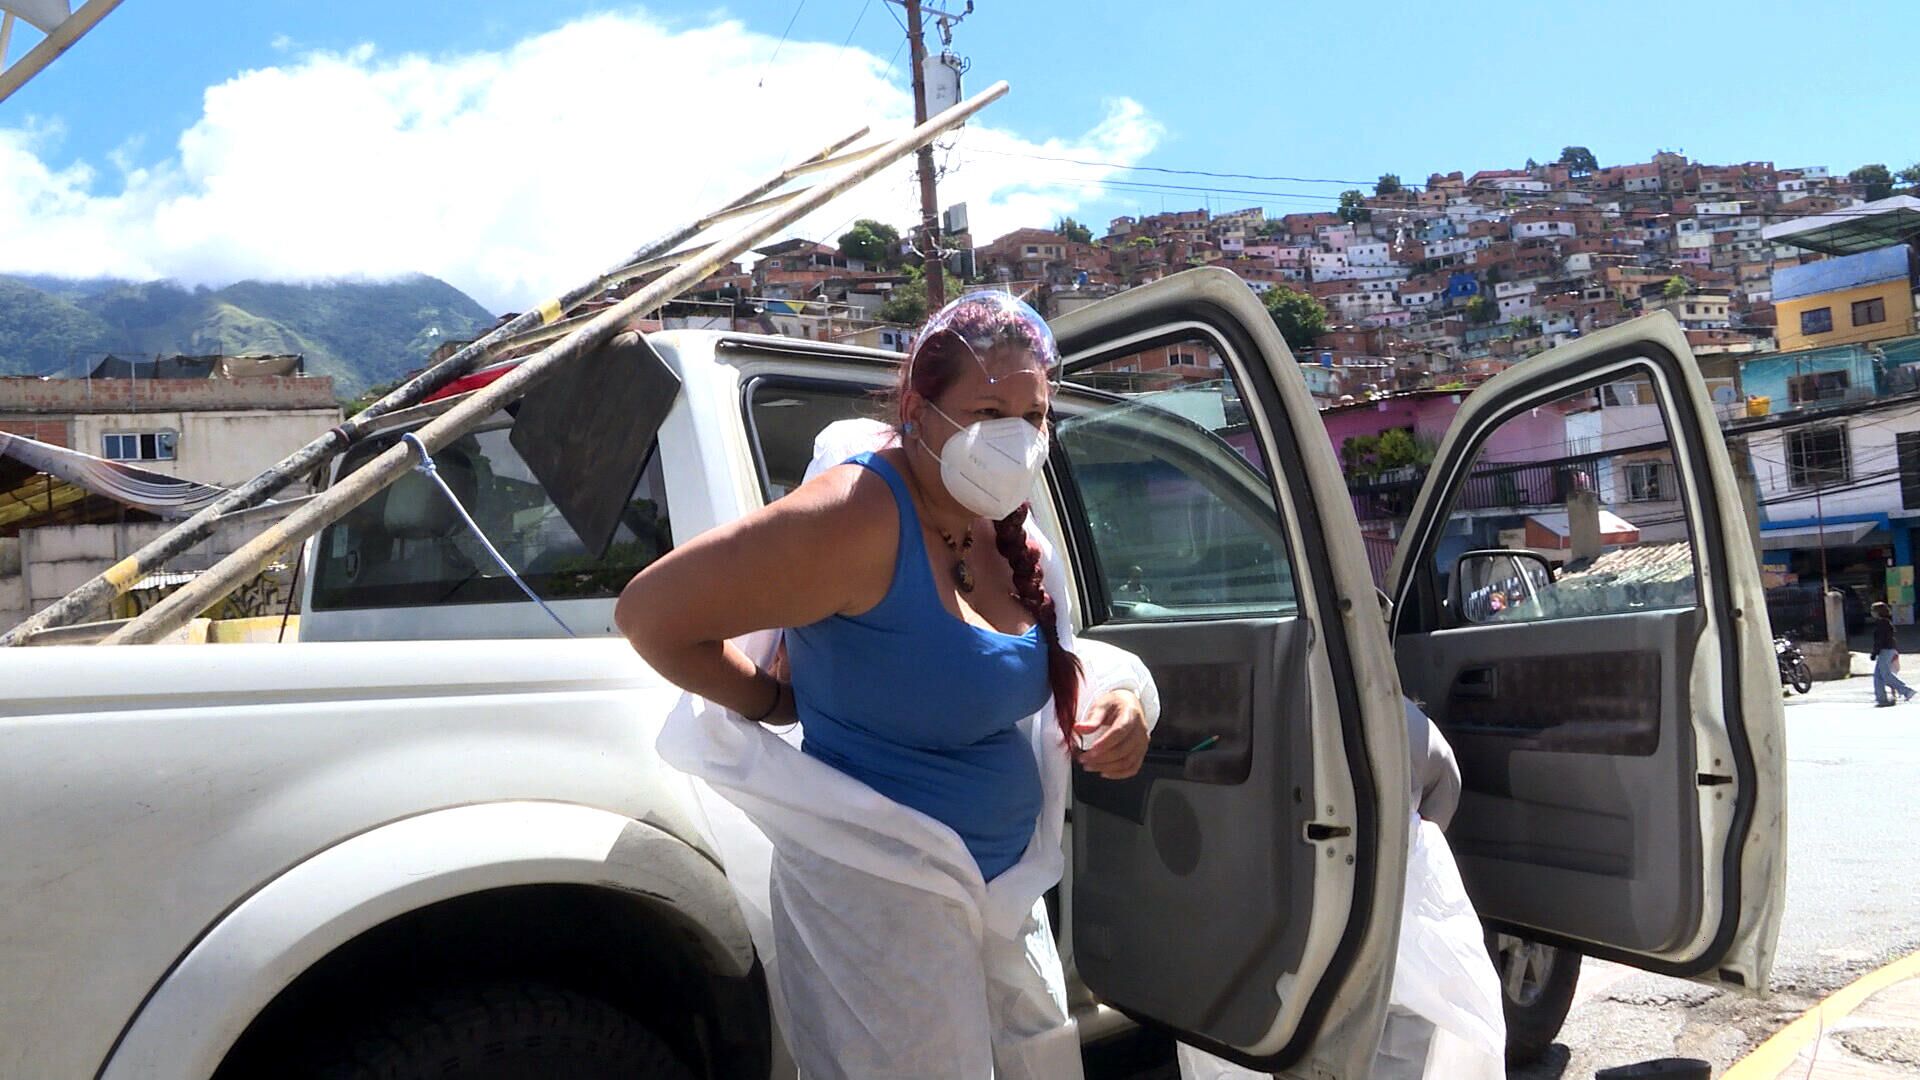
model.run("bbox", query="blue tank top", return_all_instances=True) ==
[788,452,1051,881]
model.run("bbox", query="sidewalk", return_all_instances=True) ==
[1726,953,1920,1079]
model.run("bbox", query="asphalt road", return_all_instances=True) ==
[1514,663,1920,1078]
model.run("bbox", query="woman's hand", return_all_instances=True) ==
[1074,689,1149,780]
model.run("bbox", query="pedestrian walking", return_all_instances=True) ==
[1870,601,1913,707]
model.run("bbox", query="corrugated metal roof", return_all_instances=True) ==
[1560,540,1696,586]
[1761,195,1920,256]
[1771,245,1910,302]
[129,569,199,591]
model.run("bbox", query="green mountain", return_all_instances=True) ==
[0,275,495,396]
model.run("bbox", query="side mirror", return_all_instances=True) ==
[1453,549,1556,625]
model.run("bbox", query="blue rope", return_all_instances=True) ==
[399,433,576,637]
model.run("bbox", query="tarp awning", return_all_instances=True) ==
[1759,520,1877,550]
[0,432,232,532]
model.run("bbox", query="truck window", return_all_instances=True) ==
[745,379,878,499]
[310,417,671,610]
[1057,351,1298,622]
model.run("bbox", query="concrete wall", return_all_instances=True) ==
[0,417,72,447]
[1774,278,1916,352]
[0,375,335,413]
[1748,400,1920,523]
[1741,348,1878,410]
[0,507,304,633]
[67,407,341,489]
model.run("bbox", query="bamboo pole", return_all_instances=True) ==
[573,145,887,294]
[2,126,871,645]
[0,0,125,105]
[105,82,1009,645]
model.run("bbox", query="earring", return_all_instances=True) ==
[903,421,915,435]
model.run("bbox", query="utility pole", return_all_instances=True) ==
[905,0,945,309]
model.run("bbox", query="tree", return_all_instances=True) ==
[1898,163,1920,191]
[1374,173,1402,196]
[1341,427,1434,481]
[1558,146,1598,177]
[1338,189,1371,224]
[1663,275,1689,301]
[1128,235,1156,249]
[1262,285,1329,352]
[837,219,900,267]
[1465,294,1497,324]
[1055,217,1094,244]
[1850,163,1895,201]
[1524,157,1539,171]
[878,264,939,325]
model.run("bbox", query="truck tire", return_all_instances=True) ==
[311,981,695,1080]
[1486,932,1580,1066]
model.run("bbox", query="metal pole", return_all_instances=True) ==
[105,83,1010,645]
[1816,451,1830,593]
[2,126,871,645]
[906,0,946,310]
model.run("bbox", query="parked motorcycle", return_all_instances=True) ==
[1777,635,1812,695]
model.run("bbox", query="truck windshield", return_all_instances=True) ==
[309,418,671,610]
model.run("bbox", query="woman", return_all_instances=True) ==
[618,291,1155,1078]
[1870,600,1912,707]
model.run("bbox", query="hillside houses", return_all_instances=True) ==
[676,150,1915,414]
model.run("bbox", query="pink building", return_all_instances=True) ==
[1318,389,1570,468]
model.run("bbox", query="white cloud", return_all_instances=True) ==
[0,10,1160,312]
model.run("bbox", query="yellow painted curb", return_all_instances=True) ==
[1723,949,1920,1079]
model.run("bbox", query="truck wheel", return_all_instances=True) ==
[1487,932,1580,1066]
[311,981,695,1080]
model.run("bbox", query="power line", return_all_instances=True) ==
[758,0,810,89]
[1049,170,1908,230]
[962,146,1913,227]
[843,0,873,43]
[961,146,1376,188]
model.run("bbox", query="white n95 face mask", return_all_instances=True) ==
[921,404,1049,521]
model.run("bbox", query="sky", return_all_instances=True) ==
[0,1,1915,312]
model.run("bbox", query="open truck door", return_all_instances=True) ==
[1386,312,1786,989]
[1048,268,1412,1076]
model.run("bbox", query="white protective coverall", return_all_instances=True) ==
[1175,699,1503,1080]
[655,419,1162,1080]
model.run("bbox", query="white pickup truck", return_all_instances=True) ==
[2,269,1785,1079]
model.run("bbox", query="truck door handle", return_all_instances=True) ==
[1453,665,1498,699]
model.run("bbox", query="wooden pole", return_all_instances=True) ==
[105,83,1010,645]
[2,127,872,644]
[906,0,946,310]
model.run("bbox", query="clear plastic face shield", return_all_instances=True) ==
[906,290,1063,405]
